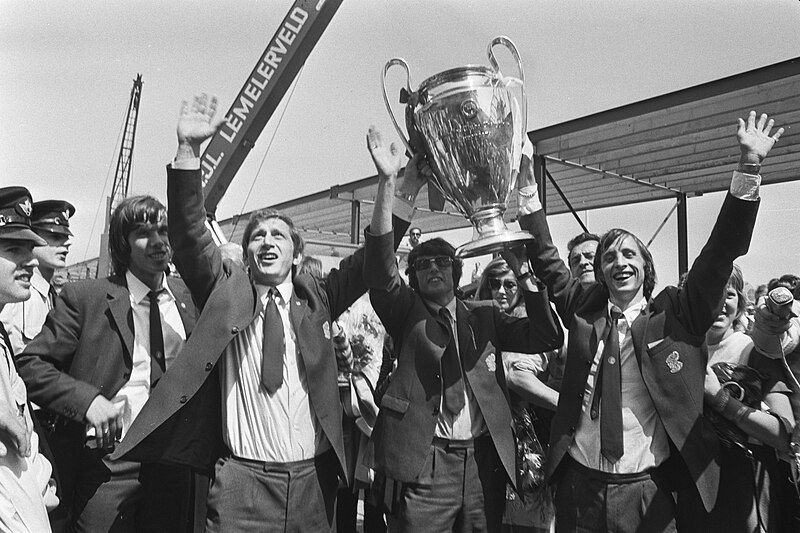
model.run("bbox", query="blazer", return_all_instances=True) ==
[362,228,563,485]
[16,273,197,505]
[112,167,409,479]
[519,192,759,512]
[17,274,197,427]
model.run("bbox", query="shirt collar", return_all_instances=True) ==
[126,270,172,305]
[608,296,648,325]
[256,280,293,305]
[424,296,458,319]
[30,269,51,297]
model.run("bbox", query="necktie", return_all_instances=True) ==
[147,290,167,389]
[439,307,465,414]
[47,285,57,311]
[590,307,624,463]
[261,287,285,394]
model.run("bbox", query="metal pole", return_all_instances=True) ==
[350,200,360,245]
[544,168,590,234]
[646,198,681,247]
[677,193,688,276]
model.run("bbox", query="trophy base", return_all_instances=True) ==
[455,230,535,258]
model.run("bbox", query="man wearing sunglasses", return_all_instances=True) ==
[364,193,563,531]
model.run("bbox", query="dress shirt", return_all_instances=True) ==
[221,281,327,462]
[115,271,187,438]
[569,298,670,473]
[427,297,486,440]
[0,269,51,355]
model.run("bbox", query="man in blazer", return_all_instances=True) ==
[517,111,784,532]
[17,195,199,532]
[112,95,416,531]
[364,186,563,531]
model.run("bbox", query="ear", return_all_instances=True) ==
[293,253,303,266]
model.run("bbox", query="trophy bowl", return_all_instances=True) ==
[382,36,533,258]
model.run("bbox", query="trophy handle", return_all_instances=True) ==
[381,58,415,156]
[487,36,527,134]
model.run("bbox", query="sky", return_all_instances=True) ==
[2,0,800,290]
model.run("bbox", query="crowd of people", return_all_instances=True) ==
[0,94,798,533]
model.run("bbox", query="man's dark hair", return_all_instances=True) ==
[241,209,304,261]
[593,228,657,300]
[109,195,166,276]
[405,237,463,293]
[768,274,800,293]
[566,231,600,254]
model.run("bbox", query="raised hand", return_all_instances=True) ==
[176,94,225,159]
[367,126,401,180]
[737,111,784,164]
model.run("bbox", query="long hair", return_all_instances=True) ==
[241,209,304,261]
[109,195,166,276]
[476,257,512,301]
[593,228,657,300]
[727,263,749,329]
[405,237,462,293]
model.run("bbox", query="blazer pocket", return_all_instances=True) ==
[646,338,674,358]
[380,394,410,414]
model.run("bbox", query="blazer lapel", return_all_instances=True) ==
[167,279,196,338]
[106,276,134,367]
[589,307,608,362]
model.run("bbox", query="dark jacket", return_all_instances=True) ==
[112,166,408,480]
[519,192,759,512]
[363,228,563,485]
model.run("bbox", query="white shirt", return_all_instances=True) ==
[429,298,487,441]
[220,281,327,462]
[115,272,187,439]
[569,298,670,473]
[0,325,54,532]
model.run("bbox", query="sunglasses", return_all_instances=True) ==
[413,256,453,271]
[488,278,518,291]
[410,232,421,237]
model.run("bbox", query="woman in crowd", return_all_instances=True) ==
[702,264,794,532]
[476,256,556,533]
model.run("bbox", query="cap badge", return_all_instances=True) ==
[18,199,32,217]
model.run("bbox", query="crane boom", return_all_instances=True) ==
[97,74,143,278]
[200,0,343,216]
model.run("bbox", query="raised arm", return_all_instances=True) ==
[322,127,420,319]
[168,95,224,308]
[514,156,583,326]
[679,111,783,336]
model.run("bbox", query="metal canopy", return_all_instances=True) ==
[216,56,800,254]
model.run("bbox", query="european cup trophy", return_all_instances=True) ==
[382,36,533,258]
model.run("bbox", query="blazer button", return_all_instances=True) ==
[433,407,439,415]
[205,362,213,371]
[569,425,576,434]
[179,395,188,404]
[231,326,239,335]
[123,372,130,380]
[434,372,441,381]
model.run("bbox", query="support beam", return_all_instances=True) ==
[544,155,682,195]
[350,200,360,245]
[677,193,688,276]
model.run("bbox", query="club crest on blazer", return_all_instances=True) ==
[666,351,683,373]
[486,352,496,372]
